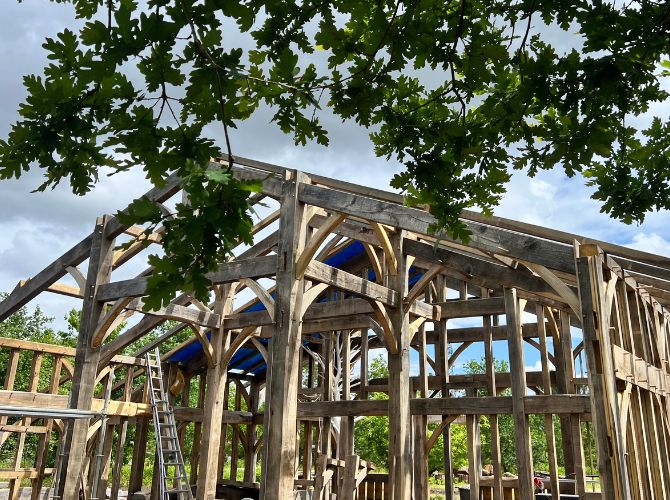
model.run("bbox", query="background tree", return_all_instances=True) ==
[2,0,669,305]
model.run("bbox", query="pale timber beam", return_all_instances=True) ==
[303,260,398,307]
[96,255,277,301]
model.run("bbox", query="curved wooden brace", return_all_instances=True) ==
[448,341,473,367]
[573,341,584,359]
[370,222,398,275]
[368,300,398,354]
[91,297,137,348]
[95,366,113,386]
[250,337,269,364]
[113,228,164,268]
[302,282,329,317]
[190,323,215,367]
[87,419,103,442]
[66,266,87,290]
[362,242,384,284]
[316,234,344,262]
[425,415,459,453]
[189,296,213,314]
[296,212,347,278]
[221,327,260,368]
[404,263,445,308]
[364,319,390,353]
[520,260,581,317]
[409,316,427,341]
[240,277,275,319]
[62,359,75,377]
[170,368,185,396]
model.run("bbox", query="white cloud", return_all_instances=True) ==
[525,359,554,372]
[528,179,558,200]
[624,233,670,258]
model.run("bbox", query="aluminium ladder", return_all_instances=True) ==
[145,348,194,500]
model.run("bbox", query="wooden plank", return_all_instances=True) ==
[96,255,277,301]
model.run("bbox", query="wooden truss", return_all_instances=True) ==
[1,156,669,500]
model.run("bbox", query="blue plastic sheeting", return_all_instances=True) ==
[168,239,423,375]
[170,331,212,363]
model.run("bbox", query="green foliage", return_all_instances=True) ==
[3,1,670,304]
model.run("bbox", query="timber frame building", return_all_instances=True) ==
[0,157,669,500]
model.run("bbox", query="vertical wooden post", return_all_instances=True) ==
[197,282,237,499]
[56,215,115,500]
[230,384,242,480]
[576,245,631,500]
[413,318,429,500]
[111,368,134,499]
[244,380,260,483]
[260,170,308,500]
[537,306,560,500]
[190,374,206,484]
[217,380,231,481]
[10,352,42,500]
[388,229,412,500]
[465,388,481,500]
[33,355,63,500]
[435,275,453,500]
[129,415,149,495]
[482,288,502,500]
[504,288,534,499]
[339,329,354,460]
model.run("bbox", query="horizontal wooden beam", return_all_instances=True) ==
[96,255,277,301]
[439,297,506,318]
[298,183,576,274]
[296,395,591,417]
[304,260,398,307]
[126,301,221,330]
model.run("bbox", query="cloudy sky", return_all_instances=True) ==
[0,1,668,373]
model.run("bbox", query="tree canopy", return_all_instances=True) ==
[2,0,669,305]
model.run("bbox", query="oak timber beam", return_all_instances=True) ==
[298,182,576,273]
[260,170,308,500]
[304,260,398,306]
[95,255,277,301]
[294,395,591,417]
[439,297,505,318]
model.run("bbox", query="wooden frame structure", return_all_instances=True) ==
[0,157,669,500]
